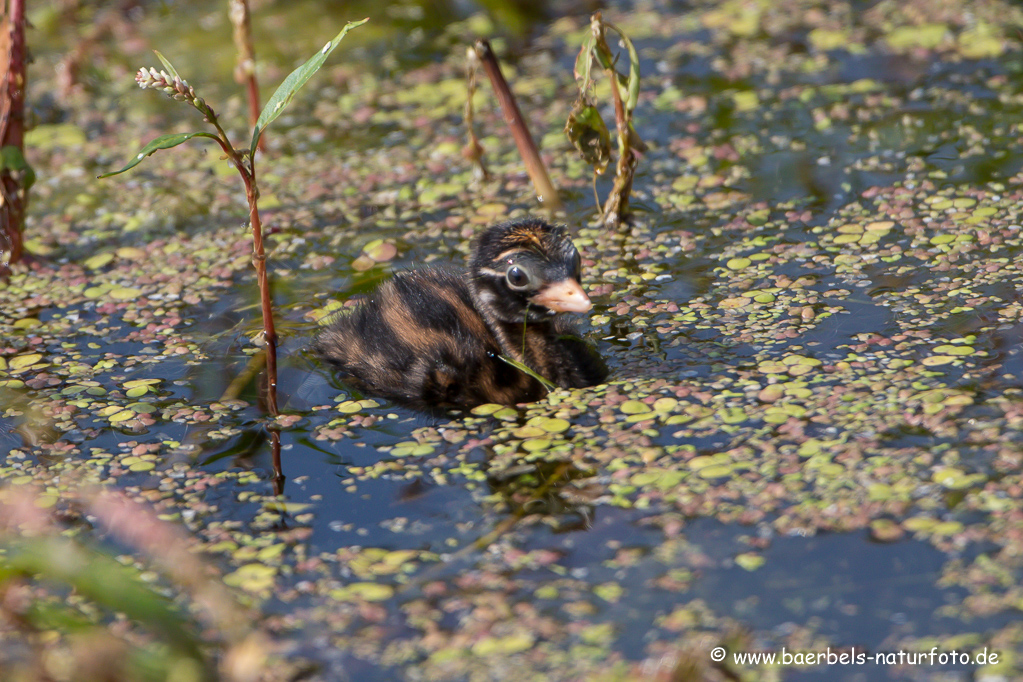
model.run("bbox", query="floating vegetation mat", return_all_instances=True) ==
[4,0,1023,680]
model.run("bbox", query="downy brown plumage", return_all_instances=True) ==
[314,218,607,411]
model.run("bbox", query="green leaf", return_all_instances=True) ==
[590,23,616,72]
[564,101,611,174]
[1,145,36,191]
[589,19,639,111]
[98,132,220,178]
[496,355,558,393]
[152,50,181,81]
[574,34,595,91]
[613,27,641,112]
[250,18,368,156]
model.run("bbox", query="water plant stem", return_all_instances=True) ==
[462,46,490,181]
[473,39,562,211]
[603,55,636,227]
[244,165,279,418]
[188,102,279,417]
[1,0,28,267]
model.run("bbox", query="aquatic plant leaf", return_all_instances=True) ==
[98,132,220,177]
[497,355,558,393]
[574,34,595,91]
[589,17,638,111]
[616,27,641,113]
[153,50,181,81]
[627,121,647,153]
[250,18,369,156]
[0,145,35,190]
[565,102,611,173]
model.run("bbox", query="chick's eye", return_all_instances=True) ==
[506,265,531,290]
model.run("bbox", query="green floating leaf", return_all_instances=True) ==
[153,49,181,81]
[496,355,558,393]
[98,132,220,178]
[250,18,369,156]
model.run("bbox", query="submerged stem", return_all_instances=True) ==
[241,157,279,418]
[601,52,636,228]
[463,46,490,181]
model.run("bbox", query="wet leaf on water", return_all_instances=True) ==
[528,416,571,434]
[869,519,905,543]
[223,564,277,594]
[471,632,535,656]
[619,400,650,415]
[734,552,765,571]
[330,582,394,602]
[363,240,398,262]
[84,253,115,270]
[9,354,44,370]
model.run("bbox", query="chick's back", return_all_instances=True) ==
[314,269,539,409]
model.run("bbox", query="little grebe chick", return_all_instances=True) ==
[314,218,607,411]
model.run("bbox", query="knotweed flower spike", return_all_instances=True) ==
[134,67,211,117]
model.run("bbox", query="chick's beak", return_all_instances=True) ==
[531,278,592,313]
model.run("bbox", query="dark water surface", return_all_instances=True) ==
[6,0,1023,679]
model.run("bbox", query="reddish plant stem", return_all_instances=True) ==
[203,119,279,419]
[1,0,27,265]
[462,46,490,181]
[242,160,279,418]
[473,39,561,211]
[602,63,635,227]
[269,428,284,495]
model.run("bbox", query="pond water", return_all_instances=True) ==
[4,0,1023,680]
